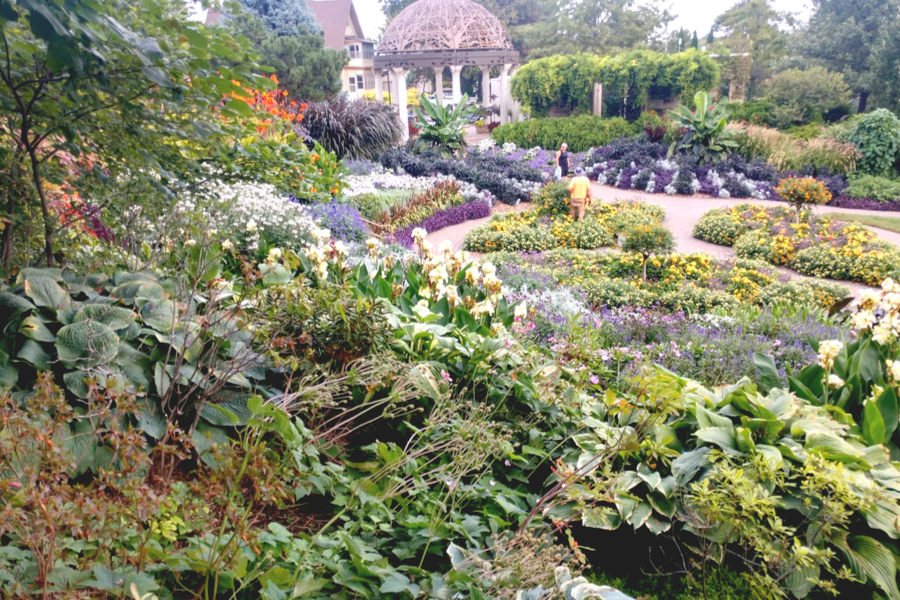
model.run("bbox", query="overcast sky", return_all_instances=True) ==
[350,0,813,41]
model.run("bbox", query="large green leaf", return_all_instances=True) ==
[753,353,783,392]
[842,536,900,599]
[863,399,888,447]
[19,315,55,342]
[18,339,51,370]
[24,276,70,311]
[74,304,136,331]
[56,321,120,368]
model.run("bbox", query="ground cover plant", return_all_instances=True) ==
[694,204,900,285]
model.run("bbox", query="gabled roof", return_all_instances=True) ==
[306,0,371,50]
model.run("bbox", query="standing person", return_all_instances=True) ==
[567,167,591,221]
[555,143,569,180]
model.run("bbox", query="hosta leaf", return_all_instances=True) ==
[631,501,653,529]
[200,397,252,426]
[56,321,119,368]
[647,491,677,518]
[695,426,737,450]
[18,339,51,370]
[841,535,900,599]
[142,300,178,333]
[112,280,166,303]
[63,370,91,399]
[644,515,672,535]
[74,304,136,331]
[672,448,711,485]
[0,293,36,324]
[24,276,70,311]
[192,422,230,468]
[19,316,54,342]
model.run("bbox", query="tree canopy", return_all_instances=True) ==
[712,0,792,98]
[798,0,900,112]
[519,0,672,58]
[230,14,346,101]
[238,0,321,36]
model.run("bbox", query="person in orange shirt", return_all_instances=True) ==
[567,167,591,221]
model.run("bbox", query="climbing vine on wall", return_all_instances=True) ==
[511,50,720,119]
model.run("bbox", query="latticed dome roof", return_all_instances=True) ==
[378,0,513,53]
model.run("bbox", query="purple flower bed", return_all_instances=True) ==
[827,196,900,211]
[393,199,492,248]
[305,200,368,243]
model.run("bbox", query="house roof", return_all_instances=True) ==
[306,0,370,50]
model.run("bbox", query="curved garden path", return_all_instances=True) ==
[426,183,900,296]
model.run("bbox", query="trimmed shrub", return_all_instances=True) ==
[691,210,741,245]
[580,279,656,309]
[845,174,900,203]
[757,280,849,310]
[491,116,635,153]
[763,67,852,128]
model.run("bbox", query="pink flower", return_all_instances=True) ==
[589,375,600,385]
[441,370,453,383]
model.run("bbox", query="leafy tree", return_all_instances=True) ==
[712,0,792,98]
[799,0,900,112]
[237,0,321,36]
[763,67,852,127]
[0,0,305,268]
[519,0,672,58]
[622,223,674,280]
[232,15,346,101]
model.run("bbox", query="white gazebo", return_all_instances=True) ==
[373,0,520,141]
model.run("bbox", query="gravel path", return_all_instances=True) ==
[426,182,900,297]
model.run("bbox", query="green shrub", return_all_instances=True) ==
[790,242,900,284]
[657,283,738,313]
[839,108,900,176]
[532,181,572,216]
[580,279,655,308]
[566,219,615,249]
[567,373,900,600]
[846,174,900,203]
[463,226,557,253]
[727,99,777,127]
[785,123,826,140]
[733,229,773,262]
[691,210,740,245]
[491,116,635,153]
[763,66,852,128]
[757,280,849,310]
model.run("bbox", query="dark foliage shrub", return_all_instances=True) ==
[673,165,696,195]
[393,199,492,247]
[303,97,402,160]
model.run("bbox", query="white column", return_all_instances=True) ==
[481,66,491,114]
[450,65,463,105]
[393,67,409,142]
[510,65,520,122]
[499,63,511,125]
[373,69,383,102]
[434,67,444,106]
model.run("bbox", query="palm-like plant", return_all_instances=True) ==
[412,93,475,157]
[667,92,738,164]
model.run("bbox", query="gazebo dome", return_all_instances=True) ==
[377,0,513,53]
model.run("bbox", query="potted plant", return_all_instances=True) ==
[474,119,487,134]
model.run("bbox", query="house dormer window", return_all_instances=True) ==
[348,44,361,59]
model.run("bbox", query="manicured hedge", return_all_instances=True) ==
[491,116,635,153]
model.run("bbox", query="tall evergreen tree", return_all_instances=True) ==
[691,30,699,49]
[231,12,346,101]
[238,0,321,36]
